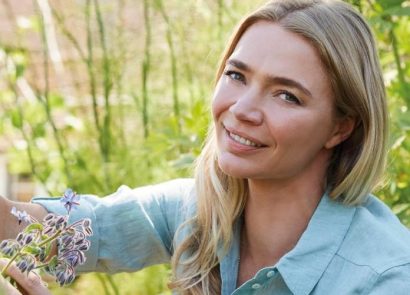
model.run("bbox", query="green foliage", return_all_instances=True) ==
[0,0,409,293]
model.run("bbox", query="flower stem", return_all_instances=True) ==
[1,252,19,277]
[34,263,49,270]
[38,230,62,248]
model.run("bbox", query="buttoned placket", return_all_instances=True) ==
[220,216,282,294]
[220,191,356,295]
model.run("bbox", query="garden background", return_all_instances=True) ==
[0,0,409,294]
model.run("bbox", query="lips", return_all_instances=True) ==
[223,125,267,148]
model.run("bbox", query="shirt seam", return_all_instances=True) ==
[361,262,410,295]
[334,253,410,275]
[311,205,358,291]
[334,253,379,274]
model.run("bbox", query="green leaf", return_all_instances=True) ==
[23,245,41,255]
[381,6,410,16]
[10,109,22,128]
[398,111,410,130]
[15,64,25,79]
[24,223,44,233]
[378,0,406,10]
[43,242,51,258]
[49,93,65,108]
[32,123,46,138]
[392,203,410,215]
[170,153,195,169]
[47,255,58,269]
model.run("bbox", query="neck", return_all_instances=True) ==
[241,152,329,269]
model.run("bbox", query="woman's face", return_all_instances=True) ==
[212,21,349,181]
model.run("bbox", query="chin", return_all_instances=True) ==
[217,157,254,179]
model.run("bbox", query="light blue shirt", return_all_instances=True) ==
[32,179,410,294]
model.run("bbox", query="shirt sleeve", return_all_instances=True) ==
[31,178,195,274]
[367,263,410,294]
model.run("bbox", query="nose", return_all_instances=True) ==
[229,90,263,125]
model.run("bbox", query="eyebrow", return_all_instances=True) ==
[226,58,313,97]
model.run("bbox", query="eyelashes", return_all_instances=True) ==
[275,90,301,105]
[223,70,302,105]
[224,70,245,83]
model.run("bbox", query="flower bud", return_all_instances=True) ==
[0,240,9,250]
[35,248,47,262]
[65,272,75,285]
[77,240,90,251]
[23,234,34,245]
[84,226,93,236]
[61,235,74,249]
[74,232,85,241]
[55,216,68,229]
[3,242,19,256]
[56,269,65,285]
[82,219,91,227]
[16,259,28,273]
[43,226,55,235]
[26,261,35,273]
[75,238,85,246]
[46,220,56,227]
[16,233,24,243]
[44,213,56,222]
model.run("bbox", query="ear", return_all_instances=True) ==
[324,116,356,149]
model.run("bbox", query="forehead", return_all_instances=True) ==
[229,21,331,96]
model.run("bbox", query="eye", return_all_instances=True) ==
[276,91,301,105]
[224,70,246,84]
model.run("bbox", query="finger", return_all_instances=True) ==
[0,273,22,295]
[0,259,50,295]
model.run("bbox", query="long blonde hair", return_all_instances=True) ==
[170,0,388,293]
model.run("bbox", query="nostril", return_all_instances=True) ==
[230,103,263,125]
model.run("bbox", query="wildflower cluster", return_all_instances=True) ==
[0,189,92,287]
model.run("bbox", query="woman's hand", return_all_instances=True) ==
[0,259,51,295]
[0,196,48,242]
[0,196,11,241]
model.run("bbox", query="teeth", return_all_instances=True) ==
[229,132,262,147]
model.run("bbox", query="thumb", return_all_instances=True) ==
[0,271,22,295]
[0,259,50,295]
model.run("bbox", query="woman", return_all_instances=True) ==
[1,0,410,294]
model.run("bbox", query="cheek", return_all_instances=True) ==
[266,111,331,147]
[211,80,230,122]
[211,96,221,122]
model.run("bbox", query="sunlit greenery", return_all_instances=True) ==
[0,0,409,293]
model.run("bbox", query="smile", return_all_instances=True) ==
[227,130,263,148]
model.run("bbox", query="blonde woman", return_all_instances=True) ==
[1,0,410,294]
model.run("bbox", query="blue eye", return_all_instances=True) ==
[277,91,301,105]
[224,70,245,83]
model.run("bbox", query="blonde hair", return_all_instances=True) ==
[170,0,388,293]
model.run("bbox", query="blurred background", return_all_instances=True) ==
[0,0,409,294]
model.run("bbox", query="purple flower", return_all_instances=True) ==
[60,189,80,214]
[16,255,35,274]
[10,207,31,225]
[35,247,48,263]
[59,249,86,268]
[0,240,20,256]
[55,264,75,286]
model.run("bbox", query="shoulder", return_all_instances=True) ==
[337,195,410,274]
[120,178,195,204]
[100,178,196,223]
[139,178,195,199]
[366,263,410,294]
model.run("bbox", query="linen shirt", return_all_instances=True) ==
[32,178,410,294]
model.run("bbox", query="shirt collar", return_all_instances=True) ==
[276,192,357,295]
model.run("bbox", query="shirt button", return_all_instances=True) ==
[266,270,275,278]
[252,283,261,289]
